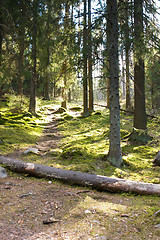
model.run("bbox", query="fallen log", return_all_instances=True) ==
[0,155,160,196]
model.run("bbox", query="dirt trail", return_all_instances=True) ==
[6,109,62,159]
[35,111,62,156]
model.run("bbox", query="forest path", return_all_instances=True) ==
[1,109,160,240]
[34,109,62,155]
[6,108,62,159]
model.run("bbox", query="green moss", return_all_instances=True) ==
[61,146,87,159]
[64,114,74,120]
[0,96,159,184]
[127,128,153,144]
[69,106,82,112]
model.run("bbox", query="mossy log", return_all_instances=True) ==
[0,155,160,196]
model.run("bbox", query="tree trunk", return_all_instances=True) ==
[121,48,125,99]
[29,0,37,115]
[44,0,51,101]
[61,60,67,109]
[0,156,160,196]
[68,88,71,102]
[0,24,2,62]
[18,32,24,96]
[88,0,94,113]
[17,1,26,96]
[124,0,132,110]
[107,0,122,167]
[53,79,56,97]
[133,0,147,130]
[0,3,3,63]
[82,0,89,117]
[105,1,110,108]
[107,77,110,108]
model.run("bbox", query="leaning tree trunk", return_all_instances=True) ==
[107,0,122,167]
[0,156,160,196]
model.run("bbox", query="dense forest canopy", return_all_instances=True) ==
[0,0,159,107]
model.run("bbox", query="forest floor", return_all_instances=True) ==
[0,97,160,240]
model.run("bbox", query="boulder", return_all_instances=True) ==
[0,166,7,178]
[24,148,39,154]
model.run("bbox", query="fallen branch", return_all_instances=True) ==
[0,155,160,196]
[94,103,159,119]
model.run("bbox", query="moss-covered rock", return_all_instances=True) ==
[125,128,153,144]
[69,106,82,112]
[49,149,62,157]
[64,114,73,120]
[93,111,102,116]
[61,146,87,159]
[54,107,67,114]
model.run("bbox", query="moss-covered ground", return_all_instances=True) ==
[0,95,160,239]
[0,95,160,183]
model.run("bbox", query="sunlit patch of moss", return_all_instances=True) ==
[70,196,127,217]
[61,146,87,158]
[0,124,42,155]
[0,99,44,155]
[49,148,62,157]
[114,168,129,178]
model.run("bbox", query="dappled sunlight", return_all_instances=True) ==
[74,196,127,215]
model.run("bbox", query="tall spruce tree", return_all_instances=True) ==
[107,0,122,167]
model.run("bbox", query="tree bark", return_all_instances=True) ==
[17,1,26,96]
[29,0,38,115]
[124,0,132,110]
[0,1,3,63]
[82,0,89,117]
[43,0,51,101]
[133,0,147,130]
[88,0,94,113]
[18,32,24,96]
[0,156,160,196]
[107,0,122,167]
